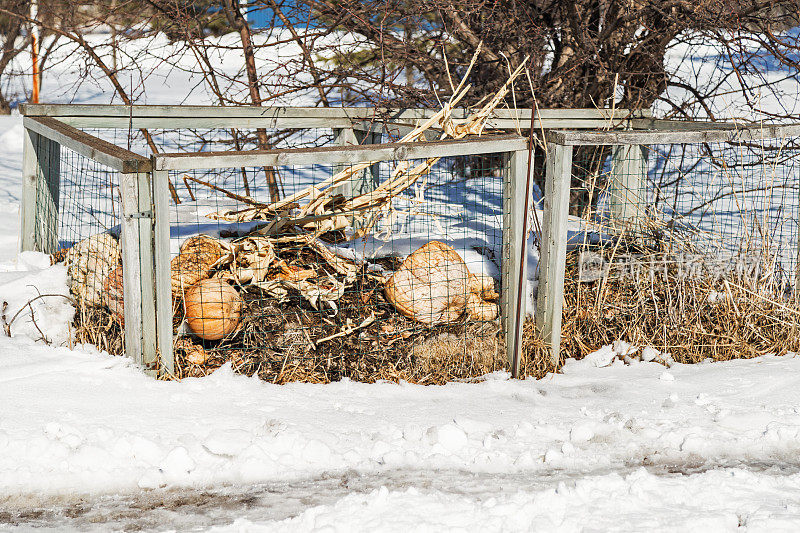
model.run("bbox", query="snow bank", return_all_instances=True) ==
[216,467,800,532]
[0,251,74,345]
[4,330,800,503]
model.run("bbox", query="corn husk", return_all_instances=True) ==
[65,233,120,306]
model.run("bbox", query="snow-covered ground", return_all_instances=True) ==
[2,30,800,532]
[3,327,800,531]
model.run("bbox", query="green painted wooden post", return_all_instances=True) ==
[20,127,60,253]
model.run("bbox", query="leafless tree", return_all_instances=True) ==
[297,0,799,121]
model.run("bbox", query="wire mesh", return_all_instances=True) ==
[57,147,121,248]
[560,134,800,362]
[569,139,800,285]
[82,127,338,156]
[167,154,506,381]
[42,123,509,382]
[43,145,124,354]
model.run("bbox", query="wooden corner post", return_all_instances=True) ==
[502,149,531,377]
[536,141,573,366]
[152,167,175,377]
[119,168,158,375]
[119,165,175,377]
[20,126,60,253]
[610,144,647,228]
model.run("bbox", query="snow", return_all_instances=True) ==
[1,28,800,532]
[0,252,74,345]
[4,335,800,529]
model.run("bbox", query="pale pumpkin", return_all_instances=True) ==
[385,241,499,325]
[65,233,120,307]
[103,263,125,325]
[384,241,471,325]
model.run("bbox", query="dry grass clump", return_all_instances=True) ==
[73,303,124,355]
[520,320,564,378]
[558,249,800,363]
[409,321,504,380]
[172,318,560,385]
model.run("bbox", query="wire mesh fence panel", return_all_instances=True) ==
[558,135,800,363]
[49,146,124,355]
[35,118,524,382]
[165,153,508,382]
[81,127,340,156]
[81,126,344,206]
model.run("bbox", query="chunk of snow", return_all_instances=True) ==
[585,344,617,367]
[641,346,660,362]
[428,424,469,452]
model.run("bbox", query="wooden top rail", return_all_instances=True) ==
[629,118,741,131]
[546,123,800,146]
[154,133,529,171]
[23,116,151,173]
[20,104,651,130]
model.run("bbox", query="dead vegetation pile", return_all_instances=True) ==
[169,237,560,384]
[555,248,800,363]
[69,229,800,383]
[71,235,561,385]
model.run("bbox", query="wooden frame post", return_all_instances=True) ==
[152,168,175,377]
[20,126,60,253]
[119,170,158,375]
[536,142,573,366]
[335,126,381,193]
[610,143,647,228]
[502,149,531,376]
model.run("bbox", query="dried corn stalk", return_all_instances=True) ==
[210,232,359,313]
[206,56,529,242]
[213,237,276,285]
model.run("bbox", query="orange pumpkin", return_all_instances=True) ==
[184,278,243,340]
